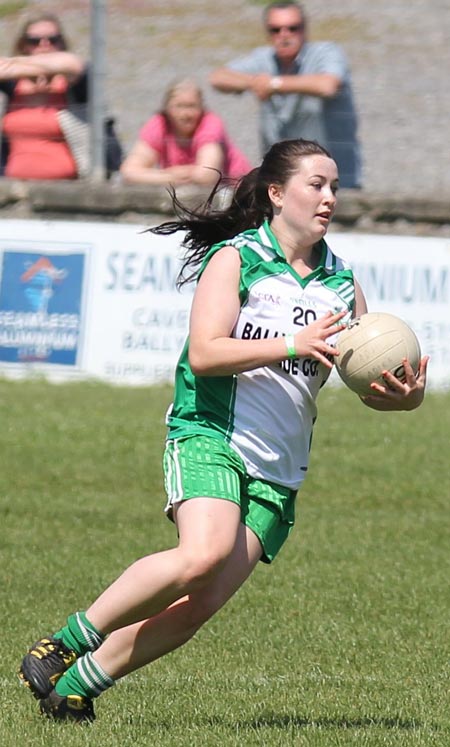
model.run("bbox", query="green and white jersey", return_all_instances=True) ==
[167,221,355,490]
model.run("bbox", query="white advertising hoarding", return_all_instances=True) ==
[81,224,193,385]
[0,219,448,389]
[329,233,450,387]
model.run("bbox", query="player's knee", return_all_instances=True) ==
[180,547,229,591]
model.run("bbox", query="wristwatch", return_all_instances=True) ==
[270,76,283,92]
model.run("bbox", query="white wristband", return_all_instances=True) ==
[285,334,297,360]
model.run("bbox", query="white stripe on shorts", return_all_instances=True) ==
[164,439,184,513]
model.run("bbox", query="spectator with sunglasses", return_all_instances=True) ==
[210,1,362,189]
[0,13,121,180]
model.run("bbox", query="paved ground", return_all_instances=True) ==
[1,0,450,197]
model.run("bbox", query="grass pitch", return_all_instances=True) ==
[0,377,449,746]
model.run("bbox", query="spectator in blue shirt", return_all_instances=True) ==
[210,1,362,188]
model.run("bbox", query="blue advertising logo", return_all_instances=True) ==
[0,250,85,365]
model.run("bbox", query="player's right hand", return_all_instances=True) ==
[293,310,348,368]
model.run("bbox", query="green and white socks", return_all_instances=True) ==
[53,610,115,700]
[55,651,115,699]
[54,611,104,656]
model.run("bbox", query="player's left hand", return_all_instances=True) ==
[360,356,429,411]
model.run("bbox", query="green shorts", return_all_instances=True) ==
[163,434,297,563]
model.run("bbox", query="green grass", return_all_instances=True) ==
[1,377,449,746]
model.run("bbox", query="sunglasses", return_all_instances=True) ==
[25,34,63,46]
[267,23,305,34]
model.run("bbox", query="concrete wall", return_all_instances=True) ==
[0,179,449,237]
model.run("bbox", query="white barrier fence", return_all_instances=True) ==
[0,220,448,389]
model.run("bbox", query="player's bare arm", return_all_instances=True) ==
[189,247,346,376]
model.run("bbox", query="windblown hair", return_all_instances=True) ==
[150,139,333,287]
[12,13,69,55]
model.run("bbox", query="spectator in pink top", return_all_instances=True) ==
[120,78,251,186]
